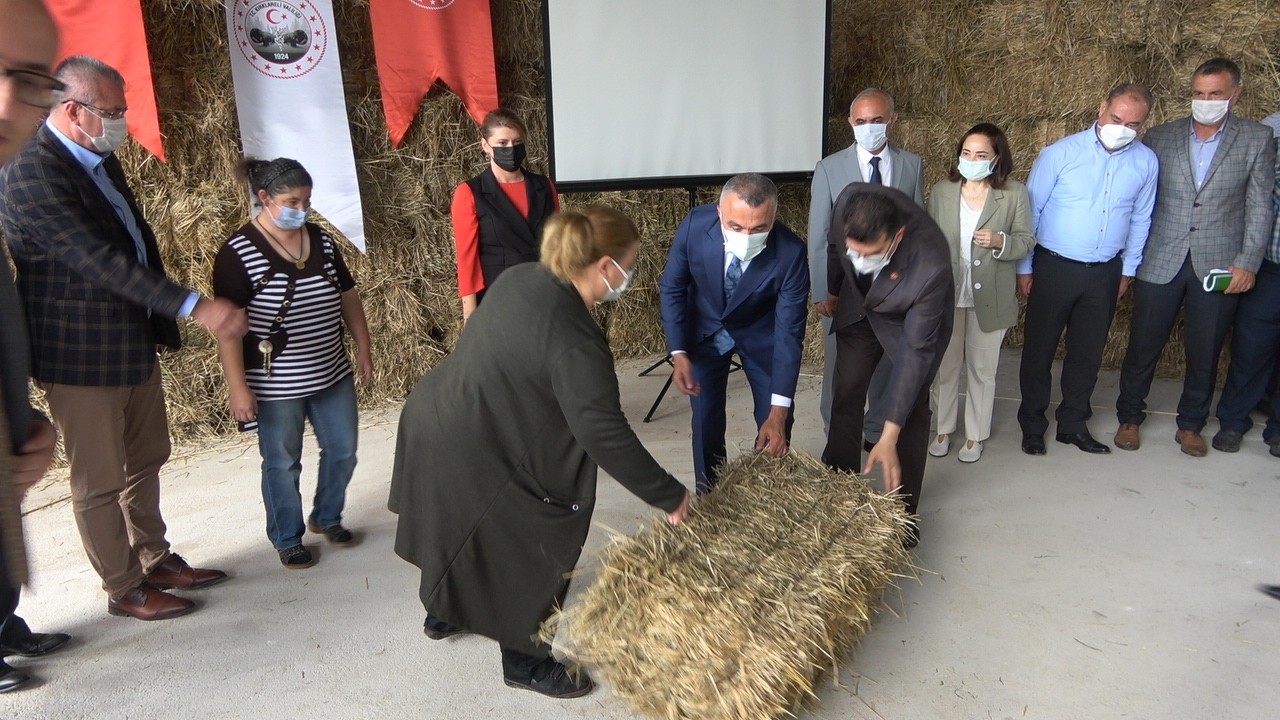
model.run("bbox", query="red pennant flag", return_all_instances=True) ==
[44,0,166,161]
[371,0,501,147]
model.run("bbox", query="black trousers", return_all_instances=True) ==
[0,538,28,651]
[1017,252,1122,436]
[1117,256,1239,431]
[823,318,931,515]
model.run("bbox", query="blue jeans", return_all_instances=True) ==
[1216,260,1280,442]
[256,376,358,550]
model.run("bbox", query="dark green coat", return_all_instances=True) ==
[389,263,687,654]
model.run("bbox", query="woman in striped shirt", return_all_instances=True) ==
[213,157,373,569]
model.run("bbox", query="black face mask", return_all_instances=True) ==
[491,143,527,172]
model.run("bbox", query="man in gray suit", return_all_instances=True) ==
[1115,58,1277,456]
[809,88,924,444]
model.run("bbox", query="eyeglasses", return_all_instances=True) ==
[1,64,66,109]
[65,99,127,121]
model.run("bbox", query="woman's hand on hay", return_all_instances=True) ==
[755,407,790,457]
[671,353,700,396]
[865,423,903,494]
[666,490,691,526]
[228,383,258,424]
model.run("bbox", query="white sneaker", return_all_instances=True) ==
[958,440,983,463]
[928,434,951,457]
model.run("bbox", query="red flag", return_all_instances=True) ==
[44,0,165,161]
[371,0,500,147]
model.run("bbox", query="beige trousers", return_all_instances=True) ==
[41,363,172,598]
[932,307,1006,442]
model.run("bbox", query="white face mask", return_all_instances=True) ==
[847,232,900,276]
[78,111,128,154]
[1096,123,1138,151]
[601,257,632,302]
[957,156,994,181]
[853,123,888,152]
[1191,99,1230,125]
[722,226,769,262]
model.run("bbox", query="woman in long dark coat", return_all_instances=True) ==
[389,206,691,699]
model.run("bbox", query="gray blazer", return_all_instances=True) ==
[1138,116,1276,284]
[926,178,1036,332]
[808,143,925,302]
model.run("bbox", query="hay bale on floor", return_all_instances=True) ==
[545,451,912,720]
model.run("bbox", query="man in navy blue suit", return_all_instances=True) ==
[660,173,809,494]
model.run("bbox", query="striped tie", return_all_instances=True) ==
[713,256,743,354]
[724,255,742,302]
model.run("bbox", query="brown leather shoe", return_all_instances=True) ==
[146,553,228,590]
[1114,423,1141,451]
[1176,429,1208,457]
[107,585,195,621]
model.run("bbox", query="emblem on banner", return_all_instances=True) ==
[410,0,457,8]
[233,0,329,78]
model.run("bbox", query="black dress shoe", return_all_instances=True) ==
[1056,432,1111,454]
[1212,429,1243,453]
[423,614,469,640]
[1,632,70,658]
[1261,585,1280,601]
[1021,434,1046,455]
[504,657,594,699]
[0,663,30,693]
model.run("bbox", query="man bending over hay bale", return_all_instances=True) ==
[659,173,810,496]
[822,184,954,548]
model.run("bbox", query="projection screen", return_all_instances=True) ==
[543,0,831,192]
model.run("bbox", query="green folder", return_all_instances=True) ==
[1203,268,1232,293]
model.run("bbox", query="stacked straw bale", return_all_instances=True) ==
[543,451,913,720]
[10,0,1274,440]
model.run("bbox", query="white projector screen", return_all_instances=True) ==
[543,0,830,191]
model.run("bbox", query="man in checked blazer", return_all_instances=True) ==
[0,56,246,621]
[1115,58,1277,457]
[808,88,925,445]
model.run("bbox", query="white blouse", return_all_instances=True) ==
[957,198,982,308]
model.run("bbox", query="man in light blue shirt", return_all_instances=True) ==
[1015,83,1158,456]
[1261,111,1280,139]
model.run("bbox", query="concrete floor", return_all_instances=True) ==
[6,351,1279,719]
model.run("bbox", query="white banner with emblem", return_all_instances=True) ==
[225,0,366,251]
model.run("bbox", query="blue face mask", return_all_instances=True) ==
[601,257,633,302]
[271,201,308,230]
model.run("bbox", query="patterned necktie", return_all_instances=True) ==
[724,255,742,302]
[713,256,744,355]
[868,155,883,185]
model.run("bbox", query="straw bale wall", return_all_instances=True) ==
[20,0,1278,439]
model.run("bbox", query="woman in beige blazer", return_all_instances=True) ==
[926,123,1035,462]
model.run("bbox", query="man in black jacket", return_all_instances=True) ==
[820,184,954,547]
